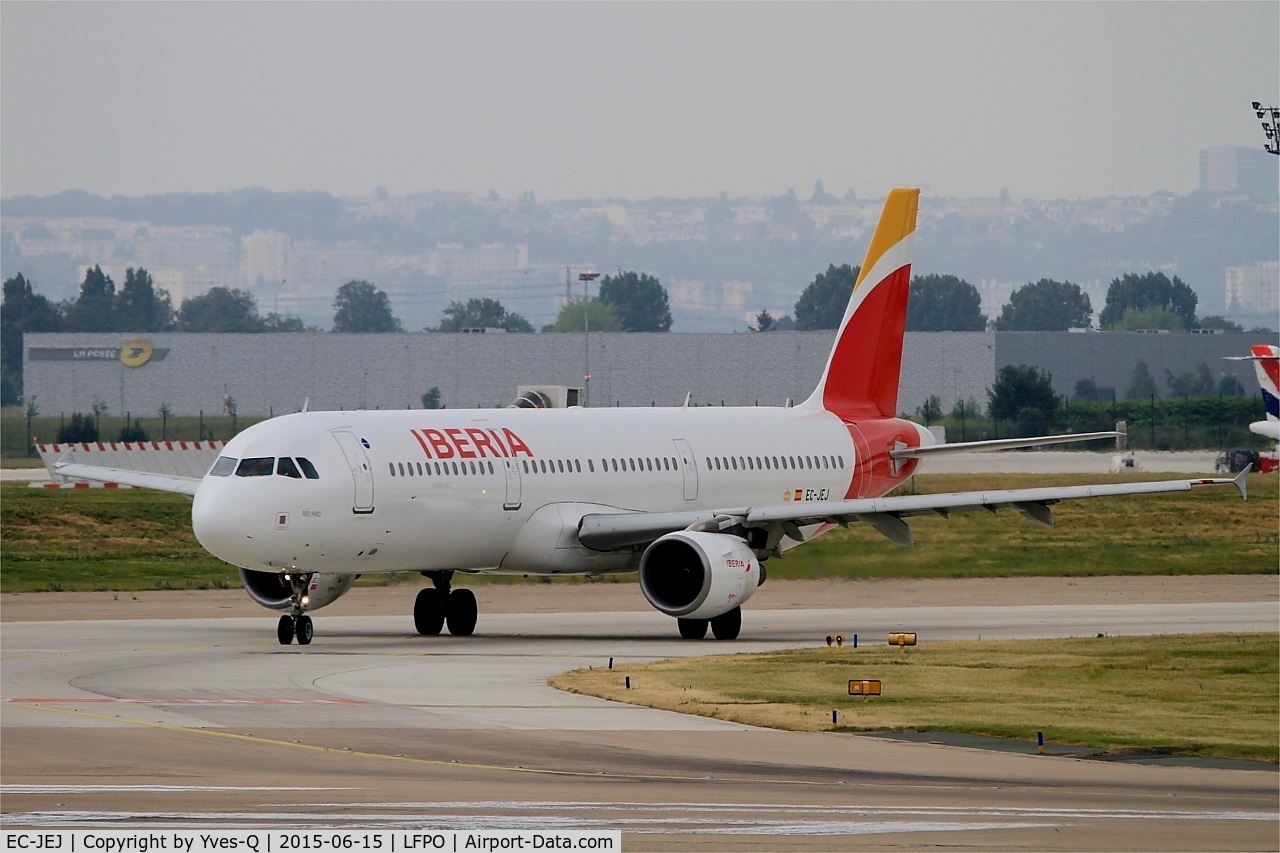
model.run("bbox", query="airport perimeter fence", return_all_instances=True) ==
[943,395,1269,452]
[1,395,1272,464]
[1,410,268,463]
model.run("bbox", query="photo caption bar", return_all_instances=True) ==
[2,832,621,853]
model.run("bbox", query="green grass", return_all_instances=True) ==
[0,483,233,591]
[0,483,619,592]
[1,472,1275,592]
[553,633,1280,763]
[769,472,1278,579]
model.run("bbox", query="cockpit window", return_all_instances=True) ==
[209,456,238,477]
[235,457,275,477]
[277,457,302,479]
[297,457,319,479]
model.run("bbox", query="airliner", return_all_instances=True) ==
[52,189,1248,645]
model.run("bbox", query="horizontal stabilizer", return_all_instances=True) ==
[890,431,1120,459]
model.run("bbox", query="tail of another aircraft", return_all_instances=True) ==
[800,187,920,421]
[1249,344,1279,423]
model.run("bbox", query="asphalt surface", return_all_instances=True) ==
[3,594,1277,850]
[2,451,1273,848]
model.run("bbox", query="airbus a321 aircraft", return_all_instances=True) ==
[53,189,1248,645]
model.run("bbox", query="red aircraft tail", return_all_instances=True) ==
[800,188,920,421]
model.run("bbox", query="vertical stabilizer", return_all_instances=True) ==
[800,188,920,420]
[1250,344,1279,422]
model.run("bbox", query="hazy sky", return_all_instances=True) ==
[3,2,1276,202]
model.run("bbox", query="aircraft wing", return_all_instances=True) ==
[50,460,202,496]
[577,469,1249,551]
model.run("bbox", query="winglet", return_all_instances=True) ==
[1233,464,1251,500]
[800,188,920,420]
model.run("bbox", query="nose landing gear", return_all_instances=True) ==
[276,572,315,645]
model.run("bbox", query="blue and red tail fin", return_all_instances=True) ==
[1250,344,1279,423]
[800,188,919,421]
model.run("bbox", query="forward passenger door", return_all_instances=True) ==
[331,430,375,514]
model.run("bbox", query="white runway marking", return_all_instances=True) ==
[5,801,1275,835]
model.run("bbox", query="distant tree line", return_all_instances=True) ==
[6,189,1273,310]
[1,267,677,404]
[1,259,1265,410]
[780,268,1258,336]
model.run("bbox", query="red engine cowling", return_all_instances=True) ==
[639,531,762,620]
[239,569,356,612]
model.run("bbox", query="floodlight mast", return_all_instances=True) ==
[1252,101,1280,155]
[579,271,600,407]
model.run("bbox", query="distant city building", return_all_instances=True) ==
[240,230,290,290]
[1225,260,1280,316]
[288,241,377,293]
[136,226,235,272]
[1199,146,1279,200]
[148,266,241,305]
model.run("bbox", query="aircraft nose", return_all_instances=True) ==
[191,480,252,565]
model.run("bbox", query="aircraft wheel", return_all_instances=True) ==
[677,617,709,640]
[710,606,741,640]
[295,614,314,645]
[446,588,478,636]
[277,615,295,645]
[414,588,446,635]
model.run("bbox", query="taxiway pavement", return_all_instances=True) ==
[2,589,1277,850]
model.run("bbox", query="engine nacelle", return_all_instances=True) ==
[239,569,356,612]
[638,531,762,620]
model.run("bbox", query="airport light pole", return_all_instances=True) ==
[580,271,600,407]
[1252,102,1280,155]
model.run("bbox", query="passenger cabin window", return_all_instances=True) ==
[236,457,275,477]
[209,456,238,477]
[277,457,303,479]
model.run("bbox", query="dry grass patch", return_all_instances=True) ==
[551,632,1279,762]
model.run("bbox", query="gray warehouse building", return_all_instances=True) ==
[24,330,1270,420]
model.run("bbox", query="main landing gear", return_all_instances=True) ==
[415,570,478,637]
[677,606,742,641]
[276,571,314,646]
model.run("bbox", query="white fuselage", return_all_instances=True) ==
[191,405,929,578]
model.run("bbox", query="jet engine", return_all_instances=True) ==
[638,531,762,620]
[239,569,356,612]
